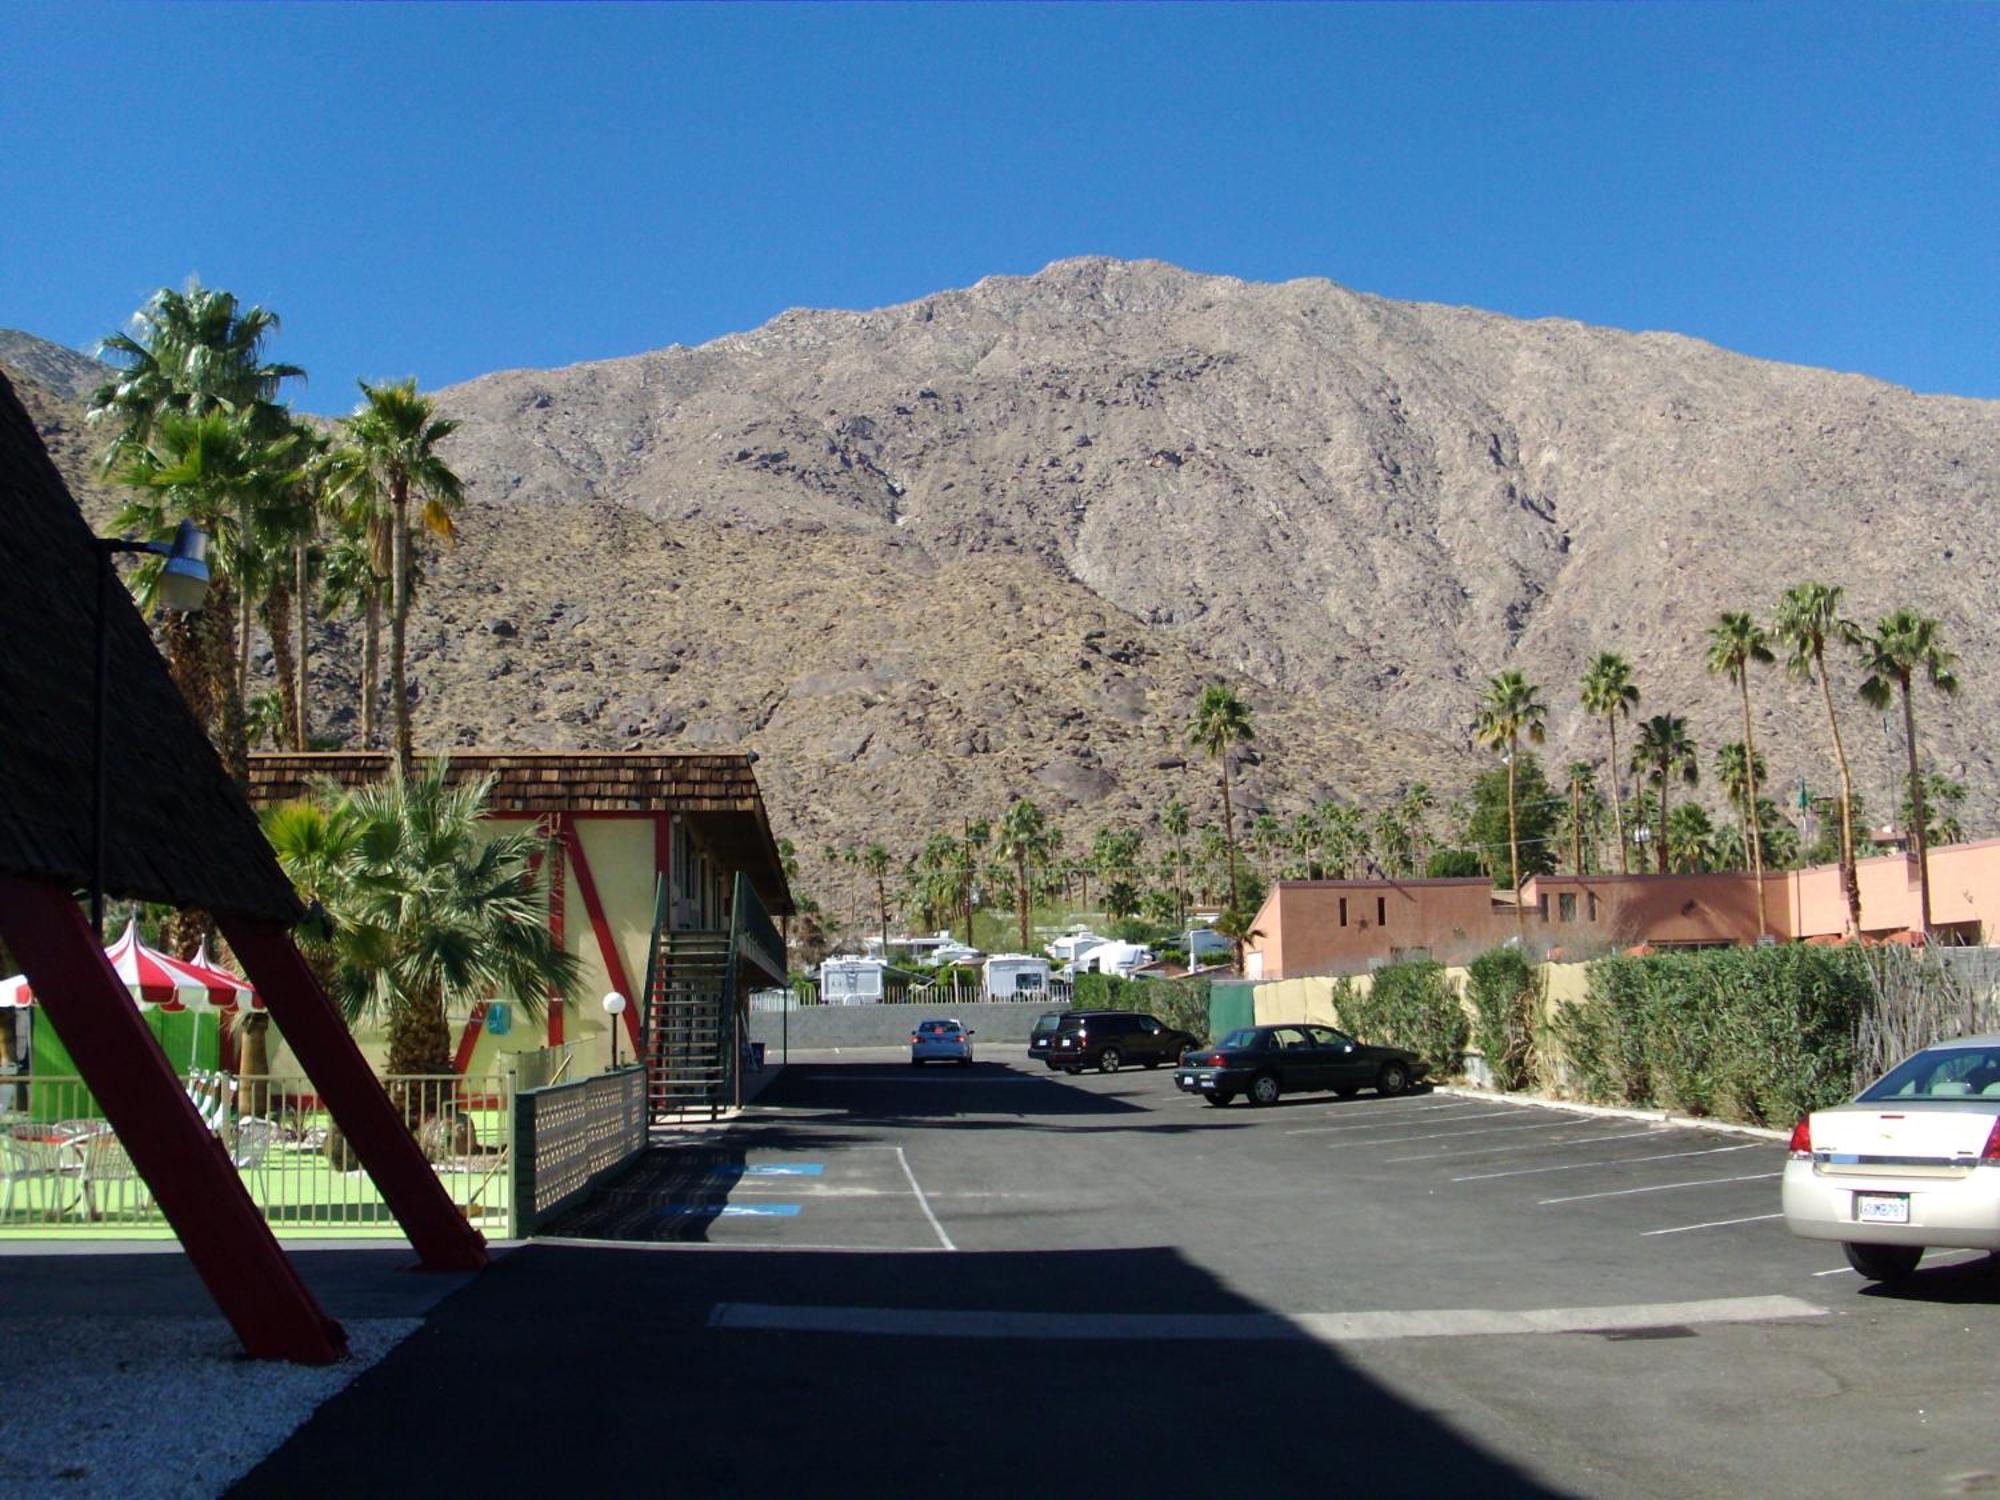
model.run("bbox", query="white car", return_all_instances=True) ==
[1781,1035,2000,1281]
[909,1018,974,1066]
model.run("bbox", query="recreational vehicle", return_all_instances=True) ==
[982,953,1052,1001]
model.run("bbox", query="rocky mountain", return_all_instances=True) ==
[0,330,106,402]
[9,259,2000,919]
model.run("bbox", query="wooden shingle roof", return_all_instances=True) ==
[0,373,303,923]
[248,752,794,915]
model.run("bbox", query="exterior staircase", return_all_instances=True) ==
[645,930,733,1121]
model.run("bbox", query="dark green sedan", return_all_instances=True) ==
[1174,1024,1429,1107]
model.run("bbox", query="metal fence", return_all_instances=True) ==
[0,1072,513,1237]
[753,976,1076,1010]
[513,1065,647,1236]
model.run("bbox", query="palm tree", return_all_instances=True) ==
[113,410,300,782]
[1317,802,1366,879]
[1186,686,1255,908]
[861,843,893,955]
[962,818,991,945]
[1473,671,1547,906]
[329,380,465,775]
[1211,907,1265,977]
[1397,782,1437,874]
[317,518,387,747]
[1775,583,1863,935]
[1714,741,1768,872]
[1580,652,1641,874]
[1856,610,1960,936]
[1706,612,1776,935]
[1632,715,1698,872]
[88,280,302,470]
[995,799,1049,951]
[262,762,579,1080]
[1160,799,1190,928]
[1561,761,1599,873]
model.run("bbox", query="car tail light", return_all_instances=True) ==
[1787,1118,1812,1158]
[1983,1118,2000,1162]
[910,1034,919,1043]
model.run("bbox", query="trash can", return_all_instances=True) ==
[749,1042,766,1072]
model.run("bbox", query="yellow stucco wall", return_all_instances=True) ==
[264,816,668,1081]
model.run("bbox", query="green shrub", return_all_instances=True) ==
[1340,959,1467,1077]
[1552,946,1868,1125]
[1466,947,1539,1091]
[1070,973,1212,1043]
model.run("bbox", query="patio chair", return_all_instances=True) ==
[79,1132,152,1222]
[1,1134,69,1219]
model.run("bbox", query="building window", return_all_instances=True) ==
[1559,892,1577,922]
[1339,897,1348,928]
[1376,896,1387,927]
[1538,894,1549,921]
[1587,892,1600,922]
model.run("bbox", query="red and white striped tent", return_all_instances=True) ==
[1,920,263,1014]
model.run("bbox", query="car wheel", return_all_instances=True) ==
[910,1057,922,1066]
[1144,1060,1162,1070]
[1063,1066,1082,1075]
[1206,1091,1234,1107]
[1377,1061,1410,1097]
[958,1056,971,1067]
[1843,1243,1923,1282]
[1249,1073,1281,1106]
[1099,1048,1123,1074]
[1334,1084,1360,1099]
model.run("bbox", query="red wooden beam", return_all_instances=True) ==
[556,821,643,1050]
[544,818,566,1047]
[0,876,347,1364]
[218,913,488,1274]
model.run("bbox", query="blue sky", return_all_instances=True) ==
[4,3,1995,409]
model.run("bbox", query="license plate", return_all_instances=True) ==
[1856,1193,1910,1224]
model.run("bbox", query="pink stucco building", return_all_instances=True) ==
[1245,839,2000,980]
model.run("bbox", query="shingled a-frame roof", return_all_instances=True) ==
[0,370,300,923]
[0,371,482,1365]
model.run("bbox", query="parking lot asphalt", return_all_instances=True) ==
[238,1051,2000,1499]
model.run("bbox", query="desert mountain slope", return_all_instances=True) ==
[434,258,2000,833]
[10,255,2000,904]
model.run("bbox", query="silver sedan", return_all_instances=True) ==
[909,1018,975,1066]
[1782,1035,2000,1281]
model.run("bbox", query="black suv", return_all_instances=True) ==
[1045,1010,1199,1074]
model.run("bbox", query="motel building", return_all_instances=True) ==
[1245,837,2000,980]
[245,751,794,1117]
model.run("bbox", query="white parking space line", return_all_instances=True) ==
[1285,1107,1522,1136]
[707,1295,1826,1343]
[1539,1172,1779,1206]
[893,1145,957,1252]
[1641,1213,1784,1237]
[1349,1118,1592,1148]
[1451,1144,1759,1181]
[1376,1128,1672,1160]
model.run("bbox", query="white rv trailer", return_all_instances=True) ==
[982,953,1052,1001]
[818,956,889,1006]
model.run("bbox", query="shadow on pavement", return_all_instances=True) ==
[1858,1251,2000,1304]
[757,1062,1151,1117]
[231,1243,1576,1499]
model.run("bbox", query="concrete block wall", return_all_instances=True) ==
[747,1001,1058,1051]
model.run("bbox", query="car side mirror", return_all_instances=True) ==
[964,1030,976,1037]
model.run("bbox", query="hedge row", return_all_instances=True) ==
[1550,945,1868,1126]
[1334,959,1469,1077]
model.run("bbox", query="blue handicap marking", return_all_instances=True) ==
[745,1164,823,1178]
[652,1202,801,1218]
